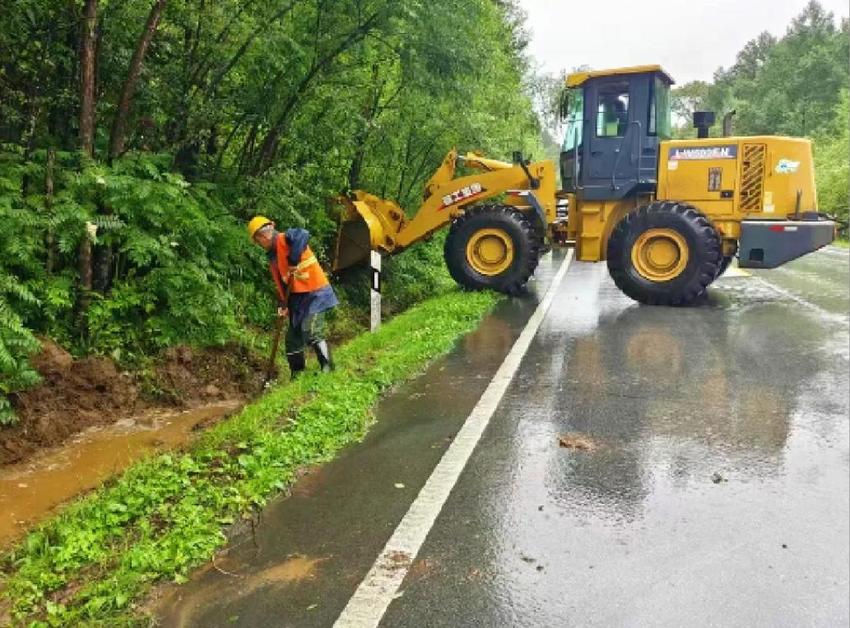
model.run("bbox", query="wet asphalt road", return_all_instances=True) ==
[157,247,849,628]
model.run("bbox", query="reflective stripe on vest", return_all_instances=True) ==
[288,255,319,282]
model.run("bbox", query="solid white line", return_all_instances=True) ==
[334,250,574,628]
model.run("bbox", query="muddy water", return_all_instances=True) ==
[0,400,241,548]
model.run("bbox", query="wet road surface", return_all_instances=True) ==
[156,247,849,627]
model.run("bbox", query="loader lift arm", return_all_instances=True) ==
[333,148,557,273]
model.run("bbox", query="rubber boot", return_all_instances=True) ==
[286,351,306,380]
[312,341,335,373]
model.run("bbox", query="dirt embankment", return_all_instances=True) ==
[0,341,268,466]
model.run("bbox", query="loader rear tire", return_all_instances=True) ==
[607,201,721,306]
[444,205,540,295]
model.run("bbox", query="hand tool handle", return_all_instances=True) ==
[266,315,286,383]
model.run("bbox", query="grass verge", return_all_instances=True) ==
[0,289,500,626]
[832,238,849,249]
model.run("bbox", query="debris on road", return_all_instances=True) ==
[711,472,728,484]
[558,433,598,451]
[408,558,437,582]
[385,550,411,571]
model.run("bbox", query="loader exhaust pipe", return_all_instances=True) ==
[693,111,715,139]
[722,110,736,136]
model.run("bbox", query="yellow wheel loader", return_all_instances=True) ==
[334,65,836,305]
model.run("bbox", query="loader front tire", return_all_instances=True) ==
[607,201,721,306]
[445,205,540,295]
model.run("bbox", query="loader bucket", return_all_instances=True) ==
[334,210,373,271]
[332,191,407,272]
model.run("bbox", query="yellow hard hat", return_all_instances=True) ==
[247,215,273,239]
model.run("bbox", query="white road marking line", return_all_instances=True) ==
[750,275,848,326]
[334,251,573,628]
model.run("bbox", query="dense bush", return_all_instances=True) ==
[0,150,262,357]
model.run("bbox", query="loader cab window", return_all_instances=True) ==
[561,88,584,151]
[648,76,672,139]
[595,82,630,138]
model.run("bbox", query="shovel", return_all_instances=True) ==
[263,315,286,388]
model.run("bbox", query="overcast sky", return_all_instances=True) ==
[520,0,849,85]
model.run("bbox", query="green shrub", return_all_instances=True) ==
[0,275,40,425]
[814,90,849,227]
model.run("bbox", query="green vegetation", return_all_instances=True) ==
[0,0,542,422]
[0,288,500,625]
[670,1,849,226]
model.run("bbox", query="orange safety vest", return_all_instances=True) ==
[269,235,330,300]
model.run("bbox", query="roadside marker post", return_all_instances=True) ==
[370,251,381,332]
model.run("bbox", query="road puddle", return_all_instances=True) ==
[154,553,329,627]
[0,400,241,548]
[249,554,326,585]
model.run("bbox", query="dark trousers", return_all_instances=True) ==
[285,311,327,354]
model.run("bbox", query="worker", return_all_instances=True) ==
[247,216,338,377]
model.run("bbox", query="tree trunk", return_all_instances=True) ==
[79,0,98,158]
[348,66,383,190]
[108,0,168,161]
[93,0,167,294]
[77,0,98,325]
[20,101,38,196]
[78,237,93,290]
[45,148,56,275]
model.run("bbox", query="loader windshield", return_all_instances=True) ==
[561,88,583,151]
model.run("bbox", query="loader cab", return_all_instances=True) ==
[560,66,673,200]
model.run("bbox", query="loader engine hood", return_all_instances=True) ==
[657,136,818,217]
